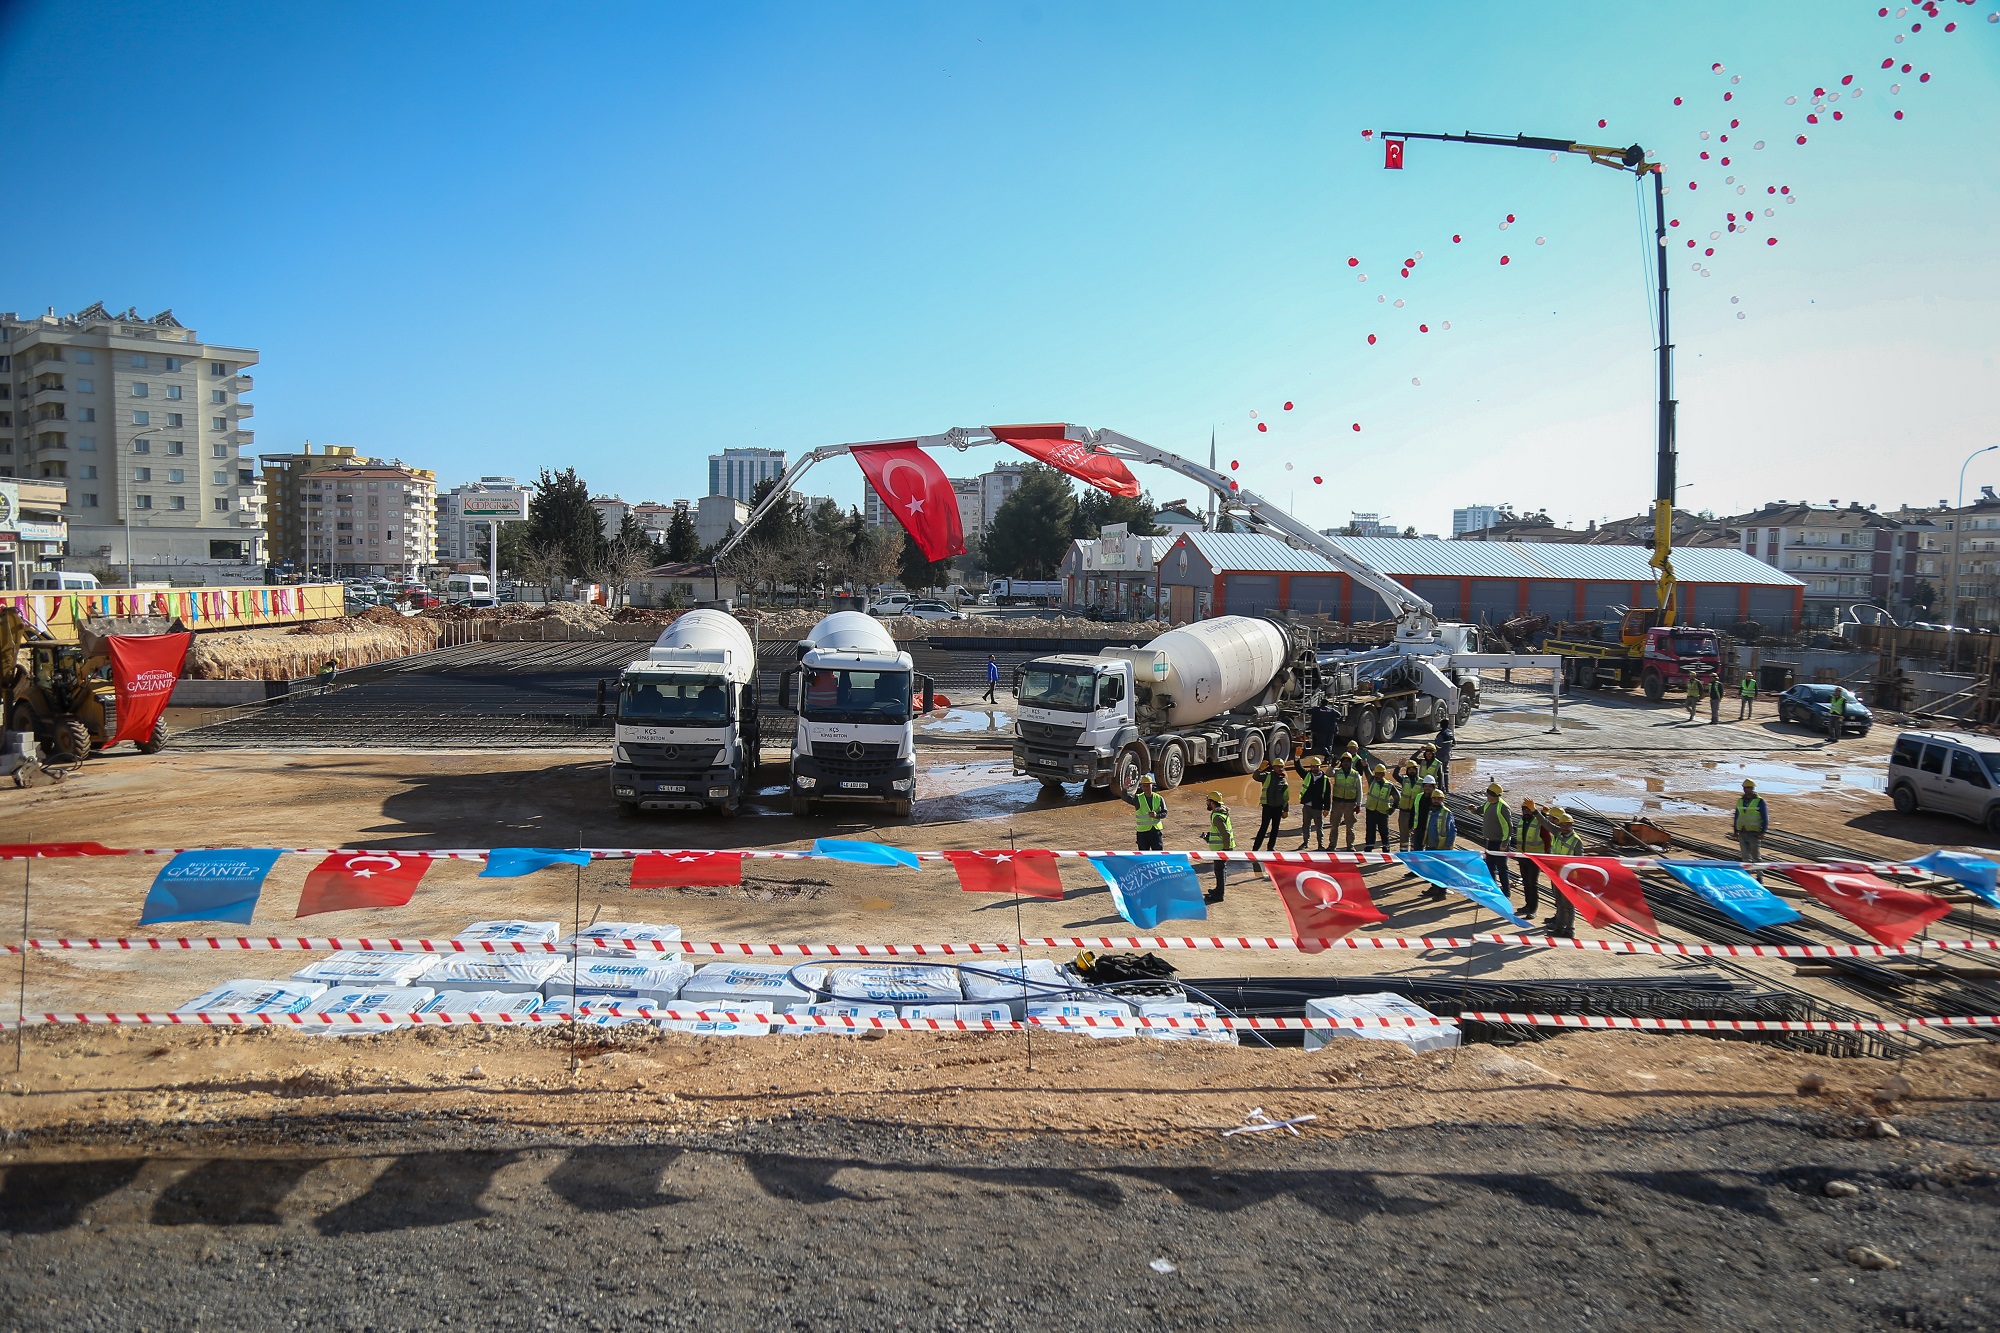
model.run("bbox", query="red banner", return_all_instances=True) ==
[296,852,433,917]
[1528,855,1660,936]
[1781,867,1952,946]
[986,424,1141,499]
[1263,859,1385,951]
[852,442,965,562]
[0,842,120,858]
[1384,138,1405,169]
[632,850,743,889]
[943,849,1065,900]
[107,632,190,748]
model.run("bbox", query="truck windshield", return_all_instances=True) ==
[1017,667,1095,712]
[801,669,911,723]
[620,675,732,726]
[1670,634,1719,658]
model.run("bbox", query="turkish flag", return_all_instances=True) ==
[296,851,433,917]
[1528,855,1661,936]
[1384,138,1405,170]
[632,850,743,889]
[987,424,1142,499]
[106,631,191,748]
[1263,859,1385,951]
[1781,867,1952,947]
[944,849,1065,899]
[852,442,965,562]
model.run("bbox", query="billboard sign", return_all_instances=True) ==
[459,489,529,519]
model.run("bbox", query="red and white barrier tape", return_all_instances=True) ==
[4,1007,1997,1035]
[8,933,1997,959]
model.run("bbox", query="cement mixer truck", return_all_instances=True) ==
[1012,615,1327,796]
[610,610,761,816]
[779,611,934,818]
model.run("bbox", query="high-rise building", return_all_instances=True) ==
[298,459,438,579]
[1452,504,1502,537]
[707,447,786,503]
[979,463,1026,529]
[1,304,263,571]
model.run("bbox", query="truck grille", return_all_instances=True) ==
[810,741,900,762]
[621,741,715,777]
[1018,719,1084,748]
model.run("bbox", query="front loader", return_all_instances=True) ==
[1,608,172,762]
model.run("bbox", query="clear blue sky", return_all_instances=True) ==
[4,2,1995,533]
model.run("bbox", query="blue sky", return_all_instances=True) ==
[4,1,1995,534]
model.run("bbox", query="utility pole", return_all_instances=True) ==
[1376,130,1676,628]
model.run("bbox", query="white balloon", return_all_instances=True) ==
[1730,295,1740,303]
[1441,321,1451,330]
[1700,129,1712,139]
[1736,311,1747,319]
[1411,377,1421,386]
[1535,236,1546,245]
[1394,298,1405,307]
[1753,140,1765,150]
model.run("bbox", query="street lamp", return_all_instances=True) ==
[124,425,167,586]
[1948,445,1999,628]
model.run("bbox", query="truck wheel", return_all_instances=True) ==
[1351,708,1377,747]
[1455,697,1474,728]
[1641,669,1666,702]
[890,798,913,818]
[136,720,170,755]
[1269,728,1292,763]
[54,718,91,763]
[1156,742,1187,791]
[615,800,639,819]
[791,796,815,818]
[1891,784,1917,815]
[1110,746,1146,800]
[1233,730,1265,776]
[7,704,37,744]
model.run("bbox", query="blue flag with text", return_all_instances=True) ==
[1092,854,1206,929]
[1659,860,1801,931]
[139,849,283,925]
[1909,851,2000,909]
[1395,850,1530,928]
[811,839,922,870]
[479,848,594,878]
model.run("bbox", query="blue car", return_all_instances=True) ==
[1775,683,1872,737]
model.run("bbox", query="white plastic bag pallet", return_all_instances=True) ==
[176,979,326,1016]
[1303,992,1460,1054]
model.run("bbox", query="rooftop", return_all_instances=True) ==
[1171,531,1802,586]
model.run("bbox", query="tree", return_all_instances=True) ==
[520,540,570,600]
[982,465,1077,578]
[850,521,903,593]
[1073,489,1163,539]
[496,519,534,576]
[595,541,657,607]
[899,536,954,593]
[664,506,701,562]
[1910,580,1938,615]
[526,467,605,579]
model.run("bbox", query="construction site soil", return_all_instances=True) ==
[5,676,1998,1327]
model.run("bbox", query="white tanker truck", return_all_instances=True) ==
[779,611,934,818]
[1012,615,1330,795]
[610,610,761,816]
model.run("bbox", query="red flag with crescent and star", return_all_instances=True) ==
[986,424,1142,499]
[943,849,1065,899]
[1384,138,1405,169]
[1262,859,1385,951]
[1780,867,1951,947]
[631,850,744,889]
[1527,855,1660,936]
[852,442,965,562]
[296,851,433,917]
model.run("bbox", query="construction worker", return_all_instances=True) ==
[1433,720,1456,793]
[316,656,338,696]
[1203,791,1235,904]
[1827,688,1847,743]
[1253,757,1289,852]
[1414,778,1456,902]
[1738,670,1757,720]
[1516,797,1549,916]
[1343,737,1377,775]
[1362,763,1396,852]
[1684,673,1703,721]
[1294,755,1330,851]
[1708,673,1724,724]
[1477,781,1516,895]
[982,654,1000,704]
[1123,772,1166,852]
[1395,761,1423,850]
[1542,806,1583,937]
[1734,778,1769,867]
[1414,743,1444,791]
[1326,754,1363,852]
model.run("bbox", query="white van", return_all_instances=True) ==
[1888,729,2000,835]
[27,571,99,591]
[445,573,492,602]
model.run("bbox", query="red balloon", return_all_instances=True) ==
[1669,218,1680,227]
[1807,114,1818,123]
[1499,255,1510,265]
[1347,257,1359,266]
[1814,86,1826,96]
[1673,96,1683,105]
[1313,476,1323,485]
[1797,135,1808,144]
[1832,111,1843,120]
[1780,185,1790,193]
[1597,118,1607,128]
[1229,480,1239,491]
[1902,63,1912,72]
[1920,71,1931,82]
[1766,236,1777,246]
[1688,181,1698,189]
[1505,213,1516,222]
[1883,58,1895,67]
[1283,401,1293,411]
[1257,422,1267,433]
[1366,333,1377,345]
[1911,21,1920,30]
[1399,268,1410,278]
[1730,118,1740,128]
[1351,423,1361,432]
[1451,234,1462,243]
[1895,109,1905,119]
[1419,324,1429,333]
[1945,21,1955,31]
[1841,74,1854,85]
[1700,151,1710,159]
[1721,157,1730,165]
[1232,457,1241,465]
[1723,91,1732,101]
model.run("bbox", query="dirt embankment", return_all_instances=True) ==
[188,609,444,680]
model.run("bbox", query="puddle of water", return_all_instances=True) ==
[920,707,1014,735]
[1555,793,1724,818]
[1695,759,1887,795]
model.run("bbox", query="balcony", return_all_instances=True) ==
[24,383,65,403]
[234,402,254,420]
[233,374,253,392]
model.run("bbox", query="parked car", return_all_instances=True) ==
[1888,730,2000,834]
[1774,683,1872,736]
[903,600,965,622]
[868,592,914,617]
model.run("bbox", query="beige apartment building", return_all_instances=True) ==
[0,304,263,576]
[300,460,438,579]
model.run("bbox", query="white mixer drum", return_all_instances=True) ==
[1145,617,1290,728]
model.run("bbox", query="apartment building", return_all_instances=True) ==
[263,444,373,571]
[864,463,1023,538]
[1733,501,1925,625]
[0,304,262,573]
[1451,503,1502,537]
[299,460,438,579]
[1886,492,1996,626]
[707,448,786,504]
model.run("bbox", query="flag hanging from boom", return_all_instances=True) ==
[1384,138,1404,169]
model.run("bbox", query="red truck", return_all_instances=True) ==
[1548,613,1723,700]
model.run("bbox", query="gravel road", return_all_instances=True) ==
[2,1103,1995,1332]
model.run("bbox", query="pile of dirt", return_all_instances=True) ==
[187,617,444,680]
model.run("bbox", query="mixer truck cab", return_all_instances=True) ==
[780,611,933,818]
[610,610,760,816]
[1013,615,1322,798]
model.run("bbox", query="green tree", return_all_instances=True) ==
[494,519,533,575]
[526,467,605,579]
[982,465,1077,578]
[1072,488,1163,539]
[664,506,700,562]
[898,536,955,593]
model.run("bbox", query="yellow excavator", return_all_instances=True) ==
[1,607,173,762]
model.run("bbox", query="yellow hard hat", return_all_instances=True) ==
[1207,790,1225,802]
[1546,807,1573,825]
[1344,740,1360,752]
[1743,779,1756,791]
[1521,797,1538,812]
[1485,782,1503,796]
[1371,764,1388,775]
[1139,772,1156,785]
[1303,755,1323,769]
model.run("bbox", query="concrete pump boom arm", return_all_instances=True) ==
[707,423,1436,635]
